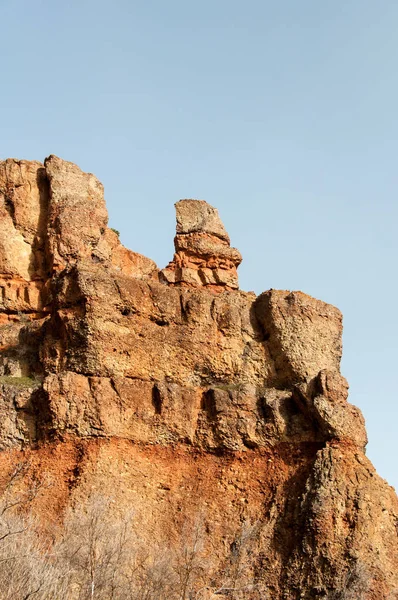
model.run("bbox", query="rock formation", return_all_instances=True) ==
[161,199,242,289]
[0,156,397,599]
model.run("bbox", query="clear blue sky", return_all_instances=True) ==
[1,0,397,489]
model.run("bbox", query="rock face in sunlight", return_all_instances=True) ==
[161,199,242,289]
[0,156,396,599]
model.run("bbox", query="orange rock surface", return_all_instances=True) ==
[0,156,396,598]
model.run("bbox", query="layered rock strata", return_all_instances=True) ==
[0,156,396,599]
[161,199,242,289]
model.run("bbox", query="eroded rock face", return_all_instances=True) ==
[0,156,396,599]
[255,289,343,385]
[0,159,48,281]
[45,155,109,270]
[161,199,242,289]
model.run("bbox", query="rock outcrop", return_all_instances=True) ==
[161,199,242,289]
[0,156,396,599]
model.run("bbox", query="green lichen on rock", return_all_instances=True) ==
[0,375,41,388]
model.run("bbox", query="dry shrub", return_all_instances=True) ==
[0,463,268,599]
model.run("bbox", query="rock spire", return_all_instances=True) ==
[161,199,242,289]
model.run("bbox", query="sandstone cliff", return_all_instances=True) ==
[0,156,396,599]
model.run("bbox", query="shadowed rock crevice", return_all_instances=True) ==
[152,384,162,415]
